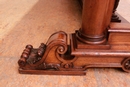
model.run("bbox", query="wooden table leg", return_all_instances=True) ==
[18,0,130,75]
[77,0,115,45]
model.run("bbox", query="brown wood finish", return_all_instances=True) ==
[78,0,114,44]
[18,0,130,75]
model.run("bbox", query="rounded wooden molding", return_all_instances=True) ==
[122,58,130,72]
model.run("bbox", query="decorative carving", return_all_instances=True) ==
[18,43,46,68]
[111,0,121,22]
[18,31,78,73]
[36,63,61,70]
[122,58,130,72]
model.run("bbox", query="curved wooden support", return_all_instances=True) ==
[18,32,68,72]
[18,31,85,75]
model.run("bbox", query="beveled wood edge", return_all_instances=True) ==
[18,68,86,75]
[109,23,130,33]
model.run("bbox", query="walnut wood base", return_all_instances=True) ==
[17,0,130,75]
[18,22,130,75]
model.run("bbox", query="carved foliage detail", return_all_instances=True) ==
[18,43,46,67]
[18,31,71,70]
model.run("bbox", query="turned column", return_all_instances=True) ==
[77,0,115,44]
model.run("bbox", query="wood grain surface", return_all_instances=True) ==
[0,0,130,87]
